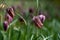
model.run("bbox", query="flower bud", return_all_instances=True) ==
[6,7,15,18]
[29,7,34,13]
[3,21,8,31]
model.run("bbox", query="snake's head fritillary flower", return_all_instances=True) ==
[32,14,45,28]
[6,7,15,18]
[3,21,8,31]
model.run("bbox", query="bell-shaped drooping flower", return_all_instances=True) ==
[32,14,45,28]
[3,21,8,31]
[6,7,15,18]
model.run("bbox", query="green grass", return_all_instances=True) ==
[0,0,60,40]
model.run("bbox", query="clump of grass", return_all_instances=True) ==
[0,0,60,40]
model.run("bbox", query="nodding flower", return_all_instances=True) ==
[3,21,8,31]
[32,14,45,28]
[6,7,15,18]
[29,7,34,13]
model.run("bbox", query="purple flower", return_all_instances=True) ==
[32,14,45,28]
[6,7,15,18]
[3,21,8,31]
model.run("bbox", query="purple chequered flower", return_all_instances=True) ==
[3,21,8,31]
[32,14,45,28]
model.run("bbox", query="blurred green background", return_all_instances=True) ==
[0,0,60,40]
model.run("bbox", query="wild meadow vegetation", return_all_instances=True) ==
[0,0,60,40]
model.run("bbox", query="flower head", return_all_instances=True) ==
[32,14,45,28]
[29,7,34,13]
[3,21,8,31]
[6,7,15,18]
